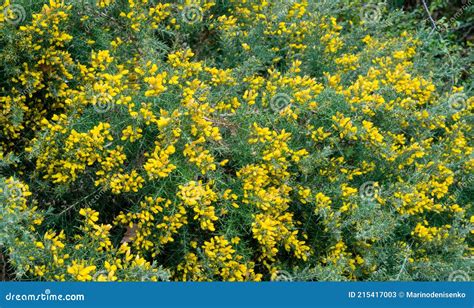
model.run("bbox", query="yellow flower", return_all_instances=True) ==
[67,261,96,281]
[79,208,99,225]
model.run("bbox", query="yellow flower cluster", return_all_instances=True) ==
[239,124,311,268]
[67,261,96,282]
[177,236,262,282]
[1,0,73,151]
[144,143,177,179]
[412,222,451,242]
[115,197,187,256]
[178,181,218,232]
[203,236,262,281]
[79,208,113,251]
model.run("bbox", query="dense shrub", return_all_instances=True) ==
[0,0,472,281]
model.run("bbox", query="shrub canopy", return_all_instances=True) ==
[0,0,472,281]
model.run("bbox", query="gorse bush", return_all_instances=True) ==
[0,0,472,282]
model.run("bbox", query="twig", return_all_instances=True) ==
[396,243,412,280]
[421,0,438,32]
